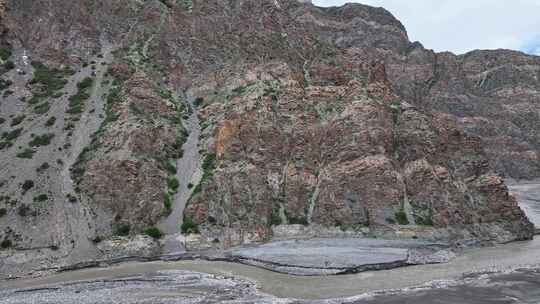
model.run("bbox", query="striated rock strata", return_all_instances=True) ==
[0,0,536,275]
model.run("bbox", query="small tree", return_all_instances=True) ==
[144,227,163,239]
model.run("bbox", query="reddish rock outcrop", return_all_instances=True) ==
[0,0,535,261]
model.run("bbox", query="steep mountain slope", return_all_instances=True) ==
[0,0,535,275]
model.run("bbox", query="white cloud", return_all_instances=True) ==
[312,0,540,55]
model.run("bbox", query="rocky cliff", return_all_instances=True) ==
[0,0,535,275]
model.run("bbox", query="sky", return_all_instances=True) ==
[312,0,540,56]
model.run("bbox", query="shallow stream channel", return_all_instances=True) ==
[1,182,540,303]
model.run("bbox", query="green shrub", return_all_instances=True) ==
[45,116,56,127]
[270,210,282,226]
[115,224,131,236]
[190,153,217,196]
[17,204,30,216]
[0,48,11,61]
[181,217,199,234]
[395,210,409,225]
[29,61,69,101]
[202,153,216,173]
[287,215,308,226]
[16,148,35,159]
[10,115,25,127]
[3,89,14,97]
[164,193,172,214]
[0,239,12,249]
[0,140,12,150]
[34,102,50,114]
[29,133,54,147]
[0,79,12,90]
[37,162,50,172]
[2,128,22,141]
[0,208,6,217]
[77,77,94,90]
[167,177,180,192]
[21,180,34,192]
[66,78,93,115]
[0,117,5,124]
[67,193,78,203]
[416,216,433,226]
[163,160,177,175]
[193,97,204,107]
[4,60,15,70]
[144,227,163,239]
[102,83,122,125]
[33,194,49,202]
[386,217,396,224]
[390,101,402,124]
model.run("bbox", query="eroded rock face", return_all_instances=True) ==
[386,49,540,180]
[73,69,186,231]
[185,62,532,246]
[0,0,535,272]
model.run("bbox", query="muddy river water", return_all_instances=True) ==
[1,183,540,303]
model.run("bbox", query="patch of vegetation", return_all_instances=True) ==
[193,97,204,107]
[0,117,5,124]
[167,177,180,192]
[416,215,433,226]
[0,127,23,149]
[181,216,199,234]
[0,141,12,150]
[2,128,22,141]
[17,204,31,216]
[390,101,402,124]
[201,153,216,180]
[162,159,177,175]
[143,227,163,239]
[16,148,35,159]
[33,194,49,202]
[2,90,13,98]
[29,61,70,103]
[66,193,78,203]
[182,0,193,13]
[34,101,51,114]
[115,224,131,236]
[29,133,54,147]
[395,210,409,225]
[21,180,34,192]
[100,79,123,128]
[412,205,434,226]
[270,209,283,226]
[169,132,187,159]
[10,115,25,127]
[0,208,6,217]
[164,192,172,214]
[0,239,12,249]
[0,79,12,91]
[45,116,56,127]
[0,48,12,61]
[286,212,309,226]
[190,153,217,196]
[37,162,50,173]
[4,60,15,70]
[67,77,94,115]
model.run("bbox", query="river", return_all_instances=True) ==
[1,182,540,303]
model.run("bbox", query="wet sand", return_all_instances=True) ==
[1,237,540,300]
